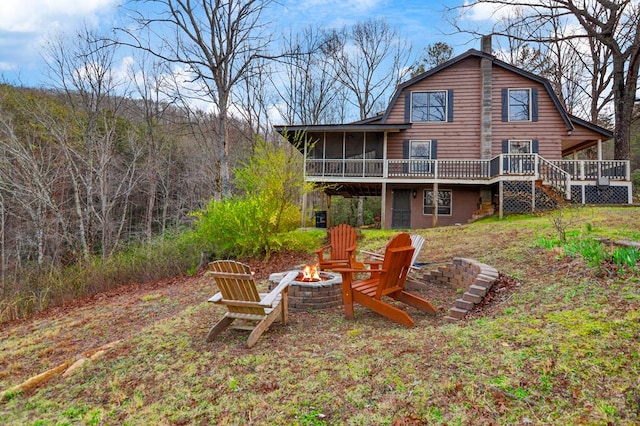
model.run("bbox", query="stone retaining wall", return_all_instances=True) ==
[416,257,499,321]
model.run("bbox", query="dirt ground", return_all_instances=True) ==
[0,250,515,388]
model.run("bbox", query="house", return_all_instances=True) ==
[275,37,632,229]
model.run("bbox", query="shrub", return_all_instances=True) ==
[192,195,302,260]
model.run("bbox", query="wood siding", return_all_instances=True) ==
[491,67,566,160]
[384,56,608,162]
[386,59,483,161]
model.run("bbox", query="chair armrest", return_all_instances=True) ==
[315,244,331,262]
[335,267,386,276]
[363,260,383,269]
[260,270,297,307]
[335,267,372,273]
[314,244,330,254]
[208,292,223,303]
[360,250,383,261]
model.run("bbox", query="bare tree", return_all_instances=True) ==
[489,8,612,124]
[272,27,344,125]
[127,55,182,240]
[0,111,71,267]
[452,0,640,160]
[326,18,412,121]
[120,0,276,199]
[44,26,141,260]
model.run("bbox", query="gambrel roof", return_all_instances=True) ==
[379,48,612,139]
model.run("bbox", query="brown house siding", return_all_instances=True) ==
[491,67,567,160]
[386,59,585,162]
[386,59,483,160]
[385,184,481,228]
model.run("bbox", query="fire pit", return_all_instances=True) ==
[268,265,343,312]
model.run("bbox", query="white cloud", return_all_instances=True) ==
[0,0,117,33]
[0,0,118,85]
[461,0,519,23]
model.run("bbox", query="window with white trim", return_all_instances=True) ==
[409,140,432,173]
[411,91,446,122]
[508,140,532,154]
[508,88,531,121]
[423,189,452,215]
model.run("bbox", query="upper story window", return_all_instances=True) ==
[411,91,447,122]
[509,89,531,121]
[502,87,538,122]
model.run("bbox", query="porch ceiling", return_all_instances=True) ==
[323,183,382,197]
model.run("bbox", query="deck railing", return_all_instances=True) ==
[549,160,630,181]
[538,157,572,199]
[305,159,384,177]
[305,155,630,182]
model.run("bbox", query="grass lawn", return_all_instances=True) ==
[1,206,639,425]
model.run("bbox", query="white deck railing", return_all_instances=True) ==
[305,155,630,182]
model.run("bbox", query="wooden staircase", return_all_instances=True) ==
[535,180,570,208]
[470,201,495,222]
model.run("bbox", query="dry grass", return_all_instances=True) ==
[1,206,639,425]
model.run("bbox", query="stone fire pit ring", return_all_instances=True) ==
[268,269,342,312]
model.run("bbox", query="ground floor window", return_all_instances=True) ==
[423,189,452,215]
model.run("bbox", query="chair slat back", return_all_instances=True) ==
[385,232,412,251]
[376,245,415,299]
[208,260,264,315]
[330,224,357,261]
[409,234,425,267]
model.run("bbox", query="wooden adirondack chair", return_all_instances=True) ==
[315,224,364,270]
[361,234,425,271]
[206,260,298,348]
[338,233,436,327]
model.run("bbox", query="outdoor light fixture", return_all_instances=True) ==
[412,189,417,198]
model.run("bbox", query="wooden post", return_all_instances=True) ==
[499,181,504,219]
[432,183,438,228]
[531,180,536,212]
[380,182,387,229]
[301,192,307,228]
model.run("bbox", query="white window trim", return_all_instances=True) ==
[508,139,533,154]
[409,140,432,173]
[411,90,447,123]
[423,189,452,216]
[508,88,532,122]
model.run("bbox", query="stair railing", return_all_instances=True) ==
[537,156,572,200]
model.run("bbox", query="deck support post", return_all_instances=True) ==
[432,182,439,228]
[531,180,536,213]
[380,182,387,229]
[499,180,504,219]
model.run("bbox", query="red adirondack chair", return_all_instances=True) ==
[338,233,436,327]
[315,224,364,270]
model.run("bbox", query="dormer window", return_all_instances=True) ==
[411,91,446,122]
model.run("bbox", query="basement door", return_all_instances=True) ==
[391,189,411,229]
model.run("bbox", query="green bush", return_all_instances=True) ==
[192,195,302,260]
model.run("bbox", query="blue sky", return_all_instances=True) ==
[0,0,502,89]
